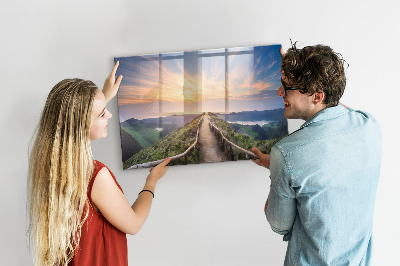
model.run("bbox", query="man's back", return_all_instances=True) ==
[267,105,382,266]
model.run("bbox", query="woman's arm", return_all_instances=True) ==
[91,158,170,235]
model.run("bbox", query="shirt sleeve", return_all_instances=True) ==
[266,145,297,241]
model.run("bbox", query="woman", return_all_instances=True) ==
[27,62,170,265]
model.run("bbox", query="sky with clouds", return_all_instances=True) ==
[115,44,283,121]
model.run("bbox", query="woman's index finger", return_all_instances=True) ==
[112,61,120,76]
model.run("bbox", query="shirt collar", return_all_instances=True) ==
[300,105,349,129]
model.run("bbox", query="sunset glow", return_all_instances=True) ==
[115,45,283,121]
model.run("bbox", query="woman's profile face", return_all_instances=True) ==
[90,90,112,141]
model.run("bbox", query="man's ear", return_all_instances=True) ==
[313,92,325,104]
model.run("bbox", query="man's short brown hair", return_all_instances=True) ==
[281,43,347,107]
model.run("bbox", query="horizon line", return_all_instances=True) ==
[121,108,284,122]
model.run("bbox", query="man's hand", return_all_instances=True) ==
[251,147,271,169]
[103,61,123,103]
[339,102,350,109]
[264,199,269,213]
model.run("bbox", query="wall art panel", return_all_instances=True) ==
[115,44,288,169]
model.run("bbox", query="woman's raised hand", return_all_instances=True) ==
[103,61,123,103]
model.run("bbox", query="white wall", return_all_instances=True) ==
[1,0,398,265]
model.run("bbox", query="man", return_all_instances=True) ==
[251,44,381,265]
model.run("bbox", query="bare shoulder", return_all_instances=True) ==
[90,164,136,234]
[95,166,113,181]
[91,167,120,201]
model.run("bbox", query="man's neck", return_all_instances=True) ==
[304,104,327,121]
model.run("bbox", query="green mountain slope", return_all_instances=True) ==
[121,122,160,149]
[120,128,144,162]
[209,113,285,159]
[123,114,202,169]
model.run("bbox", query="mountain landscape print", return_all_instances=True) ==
[115,44,288,170]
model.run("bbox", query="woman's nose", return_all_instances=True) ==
[106,109,112,119]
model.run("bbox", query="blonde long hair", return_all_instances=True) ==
[28,79,98,265]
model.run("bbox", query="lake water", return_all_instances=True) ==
[227,120,272,126]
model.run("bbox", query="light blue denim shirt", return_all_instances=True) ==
[266,105,382,266]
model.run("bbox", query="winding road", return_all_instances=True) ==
[198,114,229,163]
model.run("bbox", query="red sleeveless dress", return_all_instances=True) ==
[69,160,128,266]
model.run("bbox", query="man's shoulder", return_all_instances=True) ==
[273,108,381,157]
[349,108,380,127]
[341,108,381,139]
[273,130,310,157]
